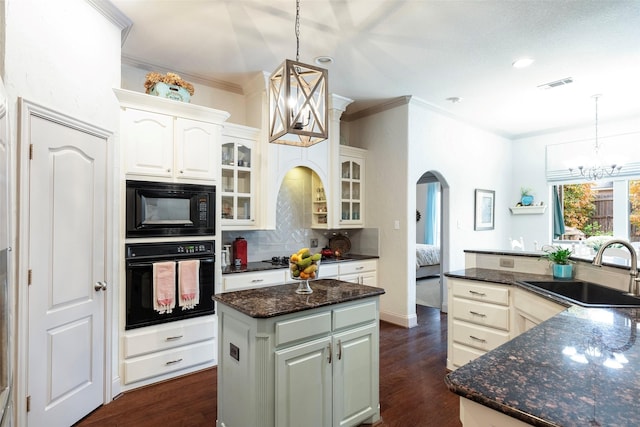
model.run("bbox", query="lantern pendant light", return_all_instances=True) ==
[269,0,328,147]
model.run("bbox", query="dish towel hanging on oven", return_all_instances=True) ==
[178,259,200,310]
[153,261,176,314]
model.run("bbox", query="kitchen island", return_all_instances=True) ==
[213,279,385,427]
[445,268,640,427]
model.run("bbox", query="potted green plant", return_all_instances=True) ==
[520,187,534,206]
[541,245,574,279]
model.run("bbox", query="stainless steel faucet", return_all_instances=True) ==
[592,239,639,296]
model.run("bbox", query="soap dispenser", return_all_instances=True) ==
[221,245,231,268]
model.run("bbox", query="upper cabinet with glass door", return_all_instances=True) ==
[339,146,366,227]
[221,124,260,229]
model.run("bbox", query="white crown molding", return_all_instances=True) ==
[121,55,245,95]
[85,0,133,46]
[342,96,411,122]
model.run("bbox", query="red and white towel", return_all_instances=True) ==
[179,259,200,310]
[153,261,176,314]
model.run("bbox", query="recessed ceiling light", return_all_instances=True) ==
[315,56,334,65]
[446,97,462,104]
[512,58,534,68]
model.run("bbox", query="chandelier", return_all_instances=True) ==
[569,94,622,180]
[269,0,329,147]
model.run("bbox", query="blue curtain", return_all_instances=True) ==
[425,183,438,244]
[553,185,566,239]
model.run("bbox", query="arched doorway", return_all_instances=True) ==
[415,171,449,311]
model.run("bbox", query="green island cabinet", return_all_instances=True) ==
[214,281,383,427]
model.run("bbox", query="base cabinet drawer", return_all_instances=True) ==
[222,269,287,292]
[452,320,510,351]
[123,316,216,358]
[451,342,486,368]
[339,260,377,276]
[452,280,509,306]
[452,297,510,330]
[124,339,216,384]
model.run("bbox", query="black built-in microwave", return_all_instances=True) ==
[126,180,215,238]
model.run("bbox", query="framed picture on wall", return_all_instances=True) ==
[474,189,495,231]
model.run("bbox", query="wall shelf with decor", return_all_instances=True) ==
[509,205,546,215]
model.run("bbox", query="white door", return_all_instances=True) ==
[26,113,107,426]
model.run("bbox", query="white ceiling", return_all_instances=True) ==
[111,0,640,139]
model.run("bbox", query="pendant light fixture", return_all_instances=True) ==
[269,0,328,147]
[569,94,622,181]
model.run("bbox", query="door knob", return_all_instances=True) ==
[94,281,107,291]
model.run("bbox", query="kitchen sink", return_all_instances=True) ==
[520,280,640,307]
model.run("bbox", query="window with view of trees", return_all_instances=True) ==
[557,180,640,242]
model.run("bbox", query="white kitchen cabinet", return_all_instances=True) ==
[447,278,510,371]
[221,124,259,229]
[115,88,229,183]
[512,287,565,337]
[221,269,287,292]
[217,297,381,427]
[320,263,339,280]
[121,108,174,178]
[121,315,217,389]
[122,109,220,182]
[174,117,220,181]
[337,146,365,228]
[338,259,377,287]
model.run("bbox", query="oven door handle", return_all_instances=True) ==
[127,258,215,268]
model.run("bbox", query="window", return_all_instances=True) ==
[555,179,640,243]
[630,180,640,241]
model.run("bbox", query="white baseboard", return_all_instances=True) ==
[380,310,418,328]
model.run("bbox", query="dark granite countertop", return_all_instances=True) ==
[464,248,636,272]
[213,279,385,318]
[444,268,640,426]
[222,254,378,274]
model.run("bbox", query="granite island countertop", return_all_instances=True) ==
[444,268,640,427]
[213,278,385,318]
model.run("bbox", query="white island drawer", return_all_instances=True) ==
[452,297,510,330]
[275,312,332,347]
[333,301,377,330]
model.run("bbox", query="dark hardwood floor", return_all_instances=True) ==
[75,305,461,427]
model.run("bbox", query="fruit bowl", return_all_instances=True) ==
[290,249,321,294]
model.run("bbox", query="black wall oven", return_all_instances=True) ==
[126,180,215,238]
[125,241,215,330]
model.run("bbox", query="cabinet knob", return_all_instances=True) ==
[179,170,184,174]
[166,168,171,173]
